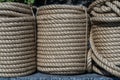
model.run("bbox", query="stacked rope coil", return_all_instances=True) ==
[0,2,36,77]
[37,5,88,75]
[89,0,120,77]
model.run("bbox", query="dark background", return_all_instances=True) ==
[6,0,94,7]
[34,0,95,7]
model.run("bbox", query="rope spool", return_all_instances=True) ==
[37,5,88,75]
[0,2,36,77]
[89,0,120,77]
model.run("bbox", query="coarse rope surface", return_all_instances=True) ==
[37,4,88,75]
[89,0,120,77]
[0,2,36,77]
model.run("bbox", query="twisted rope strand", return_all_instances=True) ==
[0,2,36,77]
[89,0,120,77]
[37,5,88,75]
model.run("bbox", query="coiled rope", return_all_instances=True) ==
[37,5,88,75]
[89,0,120,77]
[0,2,36,77]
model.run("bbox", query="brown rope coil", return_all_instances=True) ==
[89,0,120,77]
[0,2,36,77]
[37,4,88,75]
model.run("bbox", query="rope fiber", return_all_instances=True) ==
[37,4,88,75]
[0,2,36,77]
[89,0,120,77]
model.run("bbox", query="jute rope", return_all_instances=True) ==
[37,5,88,75]
[0,2,36,77]
[89,0,120,77]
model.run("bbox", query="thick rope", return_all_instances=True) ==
[89,0,120,77]
[87,48,92,73]
[0,2,36,77]
[37,5,88,75]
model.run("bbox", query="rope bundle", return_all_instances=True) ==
[89,0,120,77]
[0,2,36,77]
[37,5,88,75]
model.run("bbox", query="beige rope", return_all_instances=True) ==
[87,49,92,73]
[37,5,88,75]
[3,2,31,9]
[0,2,36,77]
[89,0,120,77]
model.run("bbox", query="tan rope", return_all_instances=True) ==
[87,49,92,73]
[0,2,31,10]
[89,0,120,77]
[37,5,88,75]
[0,2,36,77]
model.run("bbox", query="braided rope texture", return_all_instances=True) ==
[0,2,36,77]
[89,0,120,77]
[37,5,88,75]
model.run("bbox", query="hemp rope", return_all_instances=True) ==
[37,5,88,75]
[0,2,36,77]
[89,0,120,77]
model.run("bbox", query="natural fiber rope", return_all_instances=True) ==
[37,4,88,75]
[89,0,120,77]
[87,49,92,73]
[0,2,36,77]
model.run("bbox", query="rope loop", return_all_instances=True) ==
[89,0,120,77]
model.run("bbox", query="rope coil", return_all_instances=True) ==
[37,4,88,75]
[89,0,120,77]
[0,2,36,77]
